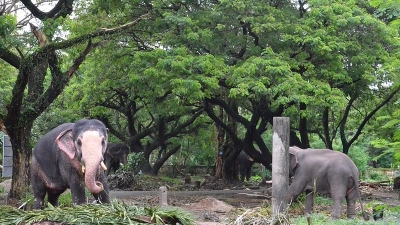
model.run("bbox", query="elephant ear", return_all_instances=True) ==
[113,149,121,154]
[288,147,300,175]
[56,129,76,159]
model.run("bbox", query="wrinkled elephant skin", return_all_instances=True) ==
[288,146,367,220]
[30,119,110,209]
[104,143,129,176]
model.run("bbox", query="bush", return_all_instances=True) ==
[364,169,389,182]
[348,146,370,177]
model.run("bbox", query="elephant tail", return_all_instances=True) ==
[354,179,370,221]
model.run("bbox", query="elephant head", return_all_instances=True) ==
[55,119,108,194]
[288,146,301,177]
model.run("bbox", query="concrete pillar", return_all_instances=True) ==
[159,186,168,206]
[272,117,290,218]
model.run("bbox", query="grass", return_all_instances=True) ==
[159,175,183,186]
[20,189,95,209]
[363,169,391,182]
[293,212,400,225]
[230,204,400,225]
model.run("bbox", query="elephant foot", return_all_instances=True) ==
[330,215,341,220]
[347,213,356,219]
[330,212,341,220]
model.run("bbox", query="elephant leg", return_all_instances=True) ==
[69,182,87,205]
[304,190,314,214]
[93,190,110,204]
[93,174,110,204]
[330,191,346,219]
[331,198,344,219]
[245,168,251,181]
[239,167,246,182]
[31,176,46,209]
[33,190,46,209]
[288,178,307,205]
[330,184,348,219]
[346,188,358,218]
[47,189,65,207]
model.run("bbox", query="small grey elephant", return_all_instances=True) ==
[288,146,368,220]
[30,119,110,209]
[104,143,129,176]
[237,151,255,182]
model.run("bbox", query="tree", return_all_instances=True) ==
[146,0,400,174]
[27,0,400,183]
[63,47,222,175]
[0,0,148,200]
[368,0,400,166]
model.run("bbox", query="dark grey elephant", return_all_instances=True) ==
[237,151,255,182]
[288,146,368,220]
[104,143,129,176]
[30,119,110,209]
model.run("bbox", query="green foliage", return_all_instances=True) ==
[0,14,17,45]
[57,191,73,207]
[0,63,17,118]
[12,0,399,180]
[159,176,182,186]
[250,174,263,182]
[125,152,145,175]
[370,109,400,167]
[364,169,390,182]
[171,128,217,167]
[0,201,195,225]
[348,146,370,176]
[370,0,400,27]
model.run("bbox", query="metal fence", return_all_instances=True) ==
[2,135,12,178]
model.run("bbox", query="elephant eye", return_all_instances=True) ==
[77,139,82,147]
[101,139,105,146]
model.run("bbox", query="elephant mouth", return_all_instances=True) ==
[95,181,104,189]
[81,161,108,173]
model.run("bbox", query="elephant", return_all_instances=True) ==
[288,146,368,220]
[30,119,110,209]
[104,143,129,176]
[237,151,255,182]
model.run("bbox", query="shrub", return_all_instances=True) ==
[348,146,370,177]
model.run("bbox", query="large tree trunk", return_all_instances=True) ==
[298,102,310,148]
[141,148,153,174]
[222,140,240,181]
[6,123,33,201]
[322,107,333,149]
[222,104,240,181]
[151,145,181,176]
[214,105,225,180]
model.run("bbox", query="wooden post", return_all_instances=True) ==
[272,117,290,218]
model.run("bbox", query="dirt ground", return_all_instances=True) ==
[106,184,400,224]
[1,178,400,224]
[108,187,270,224]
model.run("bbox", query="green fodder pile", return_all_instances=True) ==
[0,201,195,225]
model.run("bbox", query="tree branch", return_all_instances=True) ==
[36,13,151,54]
[67,39,93,77]
[20,0,72,20]
[0,47,20,69]
[348,87,400,147]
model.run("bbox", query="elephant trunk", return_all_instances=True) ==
[83,158,104,194]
